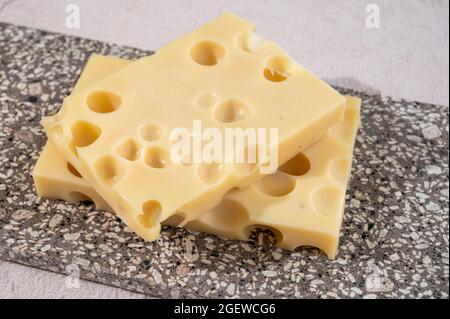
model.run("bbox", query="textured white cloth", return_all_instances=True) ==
[0,260,146,298]
[0,0,447,106]
[0,0,448,298]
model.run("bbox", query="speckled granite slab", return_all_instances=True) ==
[0,22,448,299]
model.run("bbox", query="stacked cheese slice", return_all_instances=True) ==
[33,13,360,258]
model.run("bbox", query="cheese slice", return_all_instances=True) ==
[34,55,360,258]
[41,13,346,241]
[188,99,360,258]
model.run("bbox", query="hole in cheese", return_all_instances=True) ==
[253,172,296,197]
[139,200,162,228]
[94,155,125,186]
[263,56,294,82]
[213,99,252,123]
[67,191,94,205]
[193,92,218,109]
[70,121,101,148]
[144,147,171,169]
[312,186,343,217]
[87,91,121,113]
[245,224,284,245]
[67,162,82,178]
[140,123,163,142]
[236,31,265,53]
[205,198,249,229]
[328,158,351,184]
[278,153,311,176]
[197,162,225,185]
[264,68,287,82]
[190,41,225,66]
[116,138,141,161]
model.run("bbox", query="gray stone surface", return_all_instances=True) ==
[0,22,448,298]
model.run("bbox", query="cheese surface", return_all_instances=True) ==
[188,99,360,258]
[41,13,346,241]
[34,54,360,258]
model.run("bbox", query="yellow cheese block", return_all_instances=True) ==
[41,13,346,241]
[190,100,360,258]
[34,55,360,258]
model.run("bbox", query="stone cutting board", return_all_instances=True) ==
[0,22,448,298]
